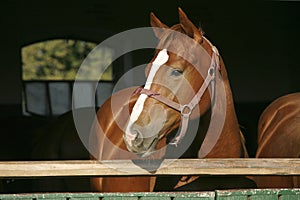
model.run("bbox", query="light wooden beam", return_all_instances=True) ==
[0,159,299,178]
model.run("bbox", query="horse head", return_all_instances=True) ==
[123,8,218,157]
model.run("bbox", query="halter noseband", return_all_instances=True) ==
[133,45,220,146]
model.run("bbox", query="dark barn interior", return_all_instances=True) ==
[0,0,299,193]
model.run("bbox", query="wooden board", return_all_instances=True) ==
[0,159,299,178]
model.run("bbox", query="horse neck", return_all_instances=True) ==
[198,57,246,158]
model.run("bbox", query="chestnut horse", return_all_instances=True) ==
[253,92,300,188]
[90,8,255,192]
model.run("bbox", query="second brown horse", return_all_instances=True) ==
[254,92,300,188]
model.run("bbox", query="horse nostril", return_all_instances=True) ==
[125,128,144,147]
[132,129,143,147]
[125,131,137,146]
[135,138,143,147]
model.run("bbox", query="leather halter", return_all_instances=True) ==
[133,44,220,146]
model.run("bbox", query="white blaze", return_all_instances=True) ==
[125,49,169,141]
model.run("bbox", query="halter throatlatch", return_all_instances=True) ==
[134,45,220,146]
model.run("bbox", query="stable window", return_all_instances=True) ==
[22,39,114,116]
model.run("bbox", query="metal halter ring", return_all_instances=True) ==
[208,67,215,77]
[181,105,192,118]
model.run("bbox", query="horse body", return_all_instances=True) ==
[90,8,254,192]
[254,92,300,188]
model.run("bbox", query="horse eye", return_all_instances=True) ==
[170,69,183,77]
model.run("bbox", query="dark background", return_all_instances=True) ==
[0,0,299,192]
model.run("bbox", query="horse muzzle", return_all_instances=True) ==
[123,131,159,157]
[124,102,167,155]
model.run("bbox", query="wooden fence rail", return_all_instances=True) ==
[0,158,299,178]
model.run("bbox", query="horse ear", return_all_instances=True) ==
[178,7,203,43]
[150,12,169,38]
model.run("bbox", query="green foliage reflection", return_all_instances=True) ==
[22,39,113,80]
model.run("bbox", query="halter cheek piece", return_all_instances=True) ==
[133,46,220,146]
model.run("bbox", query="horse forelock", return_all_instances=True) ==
[155,24,209,70]
[157,24,188,54]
